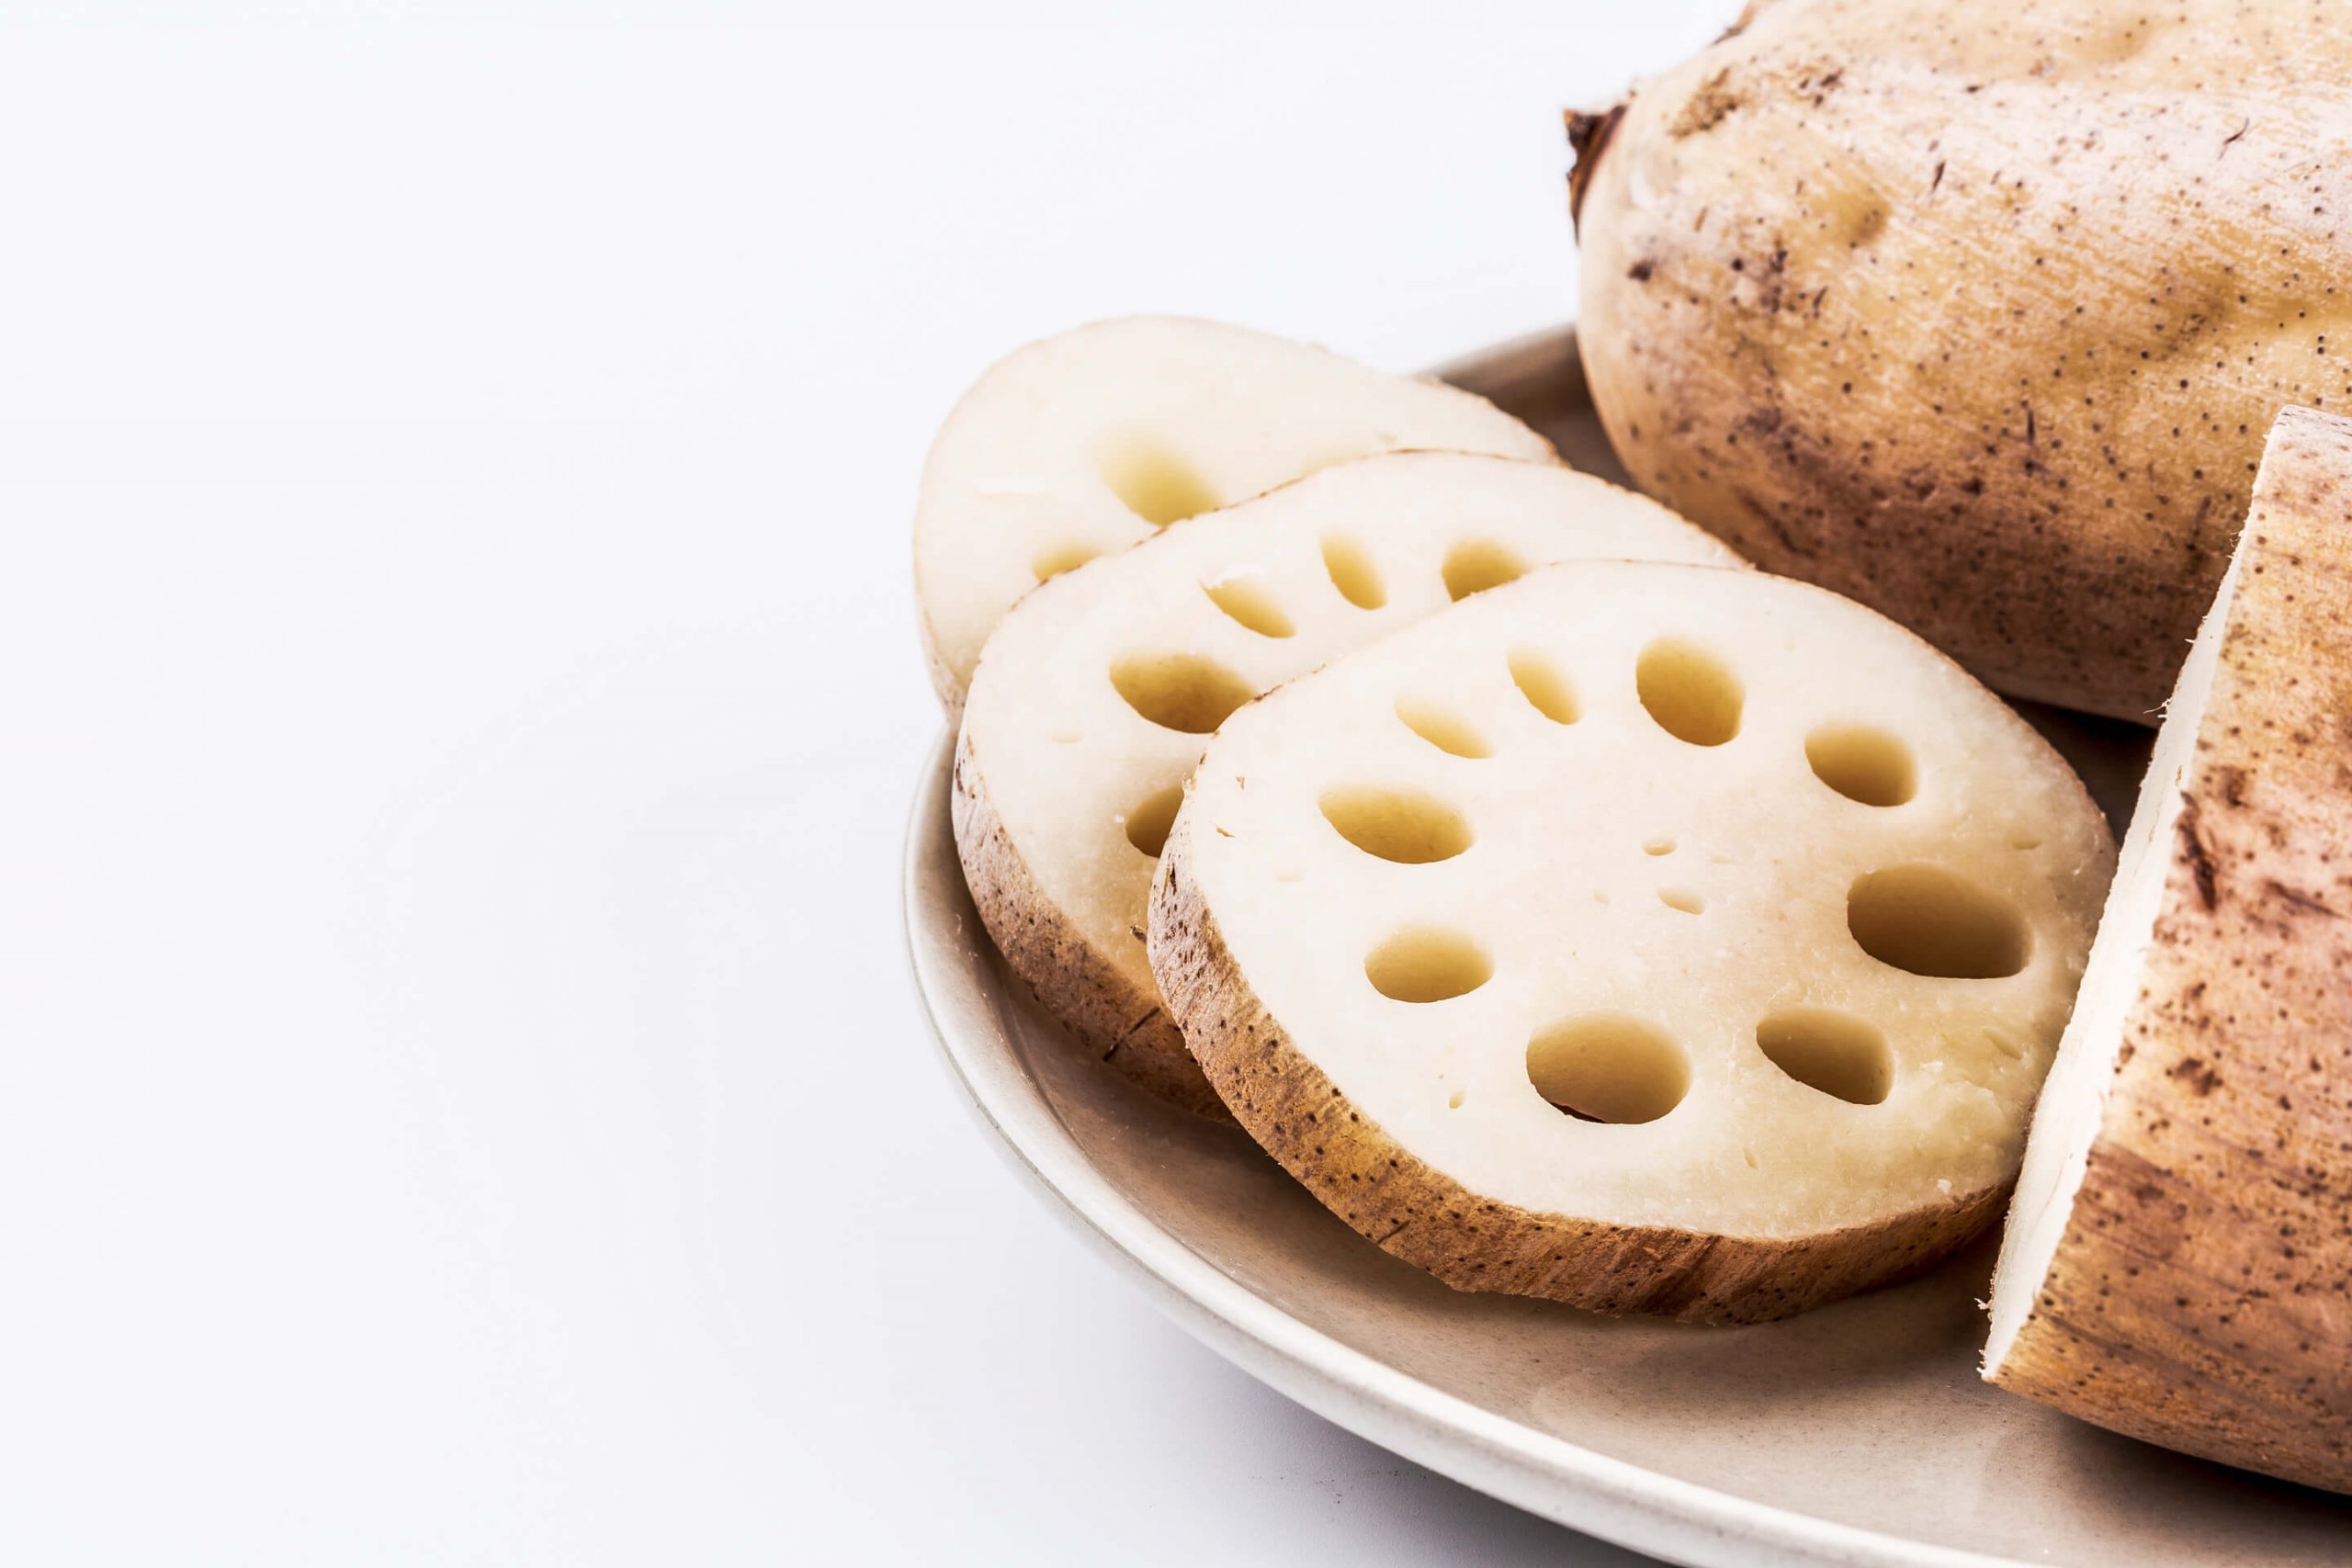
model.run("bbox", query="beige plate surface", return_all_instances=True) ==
[900,328,2352,1567]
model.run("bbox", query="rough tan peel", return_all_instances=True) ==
[951,728,1227,1118]
[1984,407,2352,1494]
[1570,0,2352,722]
[1151,841,2006,1325]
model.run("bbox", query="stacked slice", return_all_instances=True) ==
[914,315,1559,710]
[955,451,1741,1114]
[919,315,2120,1329]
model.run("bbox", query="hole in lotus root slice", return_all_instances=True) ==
[1123,782,1185,858]
[1096,434,1221,526]
[1441,537,1530,601]
[1806,724,1917,807]
[1201,572,1295,637]
[1636,637,1742,747]
[1394,696,1492,759]
[1755,1006,1894,1105]
[1847,864,2030,979]
[1320,533,1386,609]
[1031,542,1101,582]
[1108,651,1256,734]
[1318,786,1475,864]
[1525,1012,1690,1124]
[1507,647,1579,725]
[1364,926,1492,1003]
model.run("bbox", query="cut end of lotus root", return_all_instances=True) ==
[1984,406,2352,1495]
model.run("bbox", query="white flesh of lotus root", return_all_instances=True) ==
[1148,561,2115,1321]
[952,452,1745,1117]
[913,314,1559,709]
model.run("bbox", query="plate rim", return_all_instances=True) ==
[901,728,2031,1568]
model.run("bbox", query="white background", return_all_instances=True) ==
[4,4,1736,1562]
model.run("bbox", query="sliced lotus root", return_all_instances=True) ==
[1148,560,2114,1321]
[913,314,1557,710]
[952,452,1743,1117]
[1984,406,2352,1494]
